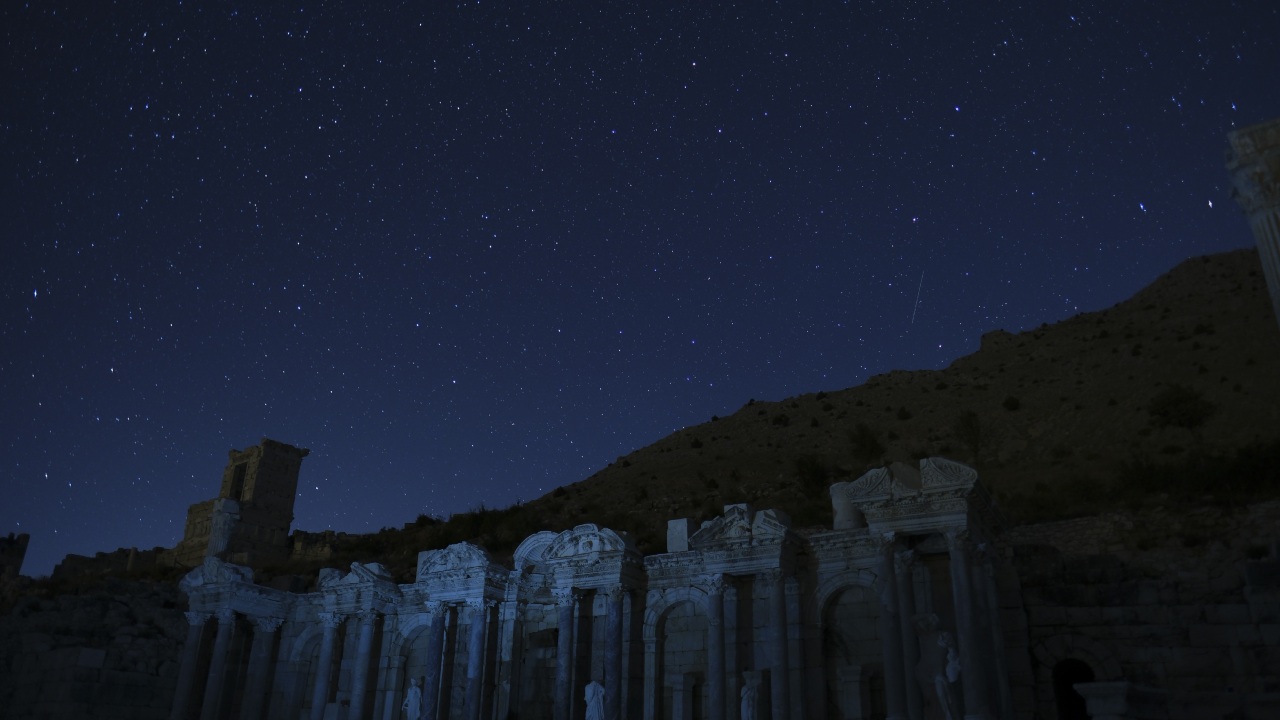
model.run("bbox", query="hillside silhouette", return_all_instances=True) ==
[299,248,1278,583]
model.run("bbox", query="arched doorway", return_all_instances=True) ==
[822,585,886,720]
[1052,658,1095,720]
[659,600,708,720]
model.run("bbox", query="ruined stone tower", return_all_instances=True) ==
[169,438,309,568]
[0,532,29,581]
[1227,116,1280,331]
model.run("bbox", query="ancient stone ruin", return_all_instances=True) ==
[165,445,1280,720]
[169,439,311,569]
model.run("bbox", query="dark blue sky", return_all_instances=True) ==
[4,1,1278,576]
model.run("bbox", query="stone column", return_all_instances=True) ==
[875,535,907,720]
[464,599,491,720]
[310,611,344,720]
[200,608,237,720]
[422,602,448,720]
[605,585,625,720]
[946,530,991,720]
[642,634,658,720]
[1227,117,1280,330]
[894,550,923,720]
[785,576,804,720]
[976,546,1015,720]
[170,611,210,720]
[494,599,524,720]
[760,570,790,720]
[723,583,740,720]
[702,575,726,720]
[347,609,379,720]
[554,588,576,720]
[241,616,283,720]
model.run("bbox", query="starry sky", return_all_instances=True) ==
[4,1,1279,577]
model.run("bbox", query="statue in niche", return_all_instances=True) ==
[740,679,759,720]
[914,614,962,720]
[402,677,422,720]
[584,680,605,720]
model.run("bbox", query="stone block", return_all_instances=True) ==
[1028,606,1065,626]
[1189,624,1234,647]
[1205,604,1252,625]
[78,647,106,668]
[1066,607,1102,625]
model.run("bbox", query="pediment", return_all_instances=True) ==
[416,542,492,581]
[688,506,790,550]
[546,524,635,563]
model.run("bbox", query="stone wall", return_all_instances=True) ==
[0,580,186,719]
[1009,501,1280,719]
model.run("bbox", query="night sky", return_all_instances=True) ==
[5,2,1278,577]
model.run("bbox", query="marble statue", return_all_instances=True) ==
[915,614,962,720]
[402,677,422,720]
[585,680,605,720]
[740,680,758,720]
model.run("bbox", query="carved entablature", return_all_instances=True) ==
[544,524,643,591]
[412,542,509,603]
[179,557,290,618]
[318,561,402,612]
[688,505,791,551]
[547,524,638,562]
[831,458,996,538]
[643,551,706,586]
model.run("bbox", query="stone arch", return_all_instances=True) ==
[1031,634,1122,720]
[818,577,886,720]
[642,585,712,643]
[641,586,713,720]
[814,568,879,617]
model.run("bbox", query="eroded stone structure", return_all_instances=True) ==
[170,439,310,569]
[172,458,1020,720]
[1227,116,1280,330]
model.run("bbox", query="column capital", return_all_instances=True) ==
[253,615,284,633]
[184,611,211,627]
[465,597,496,611]
[424,600,446,615]
[605,584,626,603]
[552,587,576,607]
[214,607,236,624]
[318,611,345,629]
[355,607,379,623]
[944,527,971,553]
[894,548,916,574]
[701,573,727,595]
[875,531,898,554]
